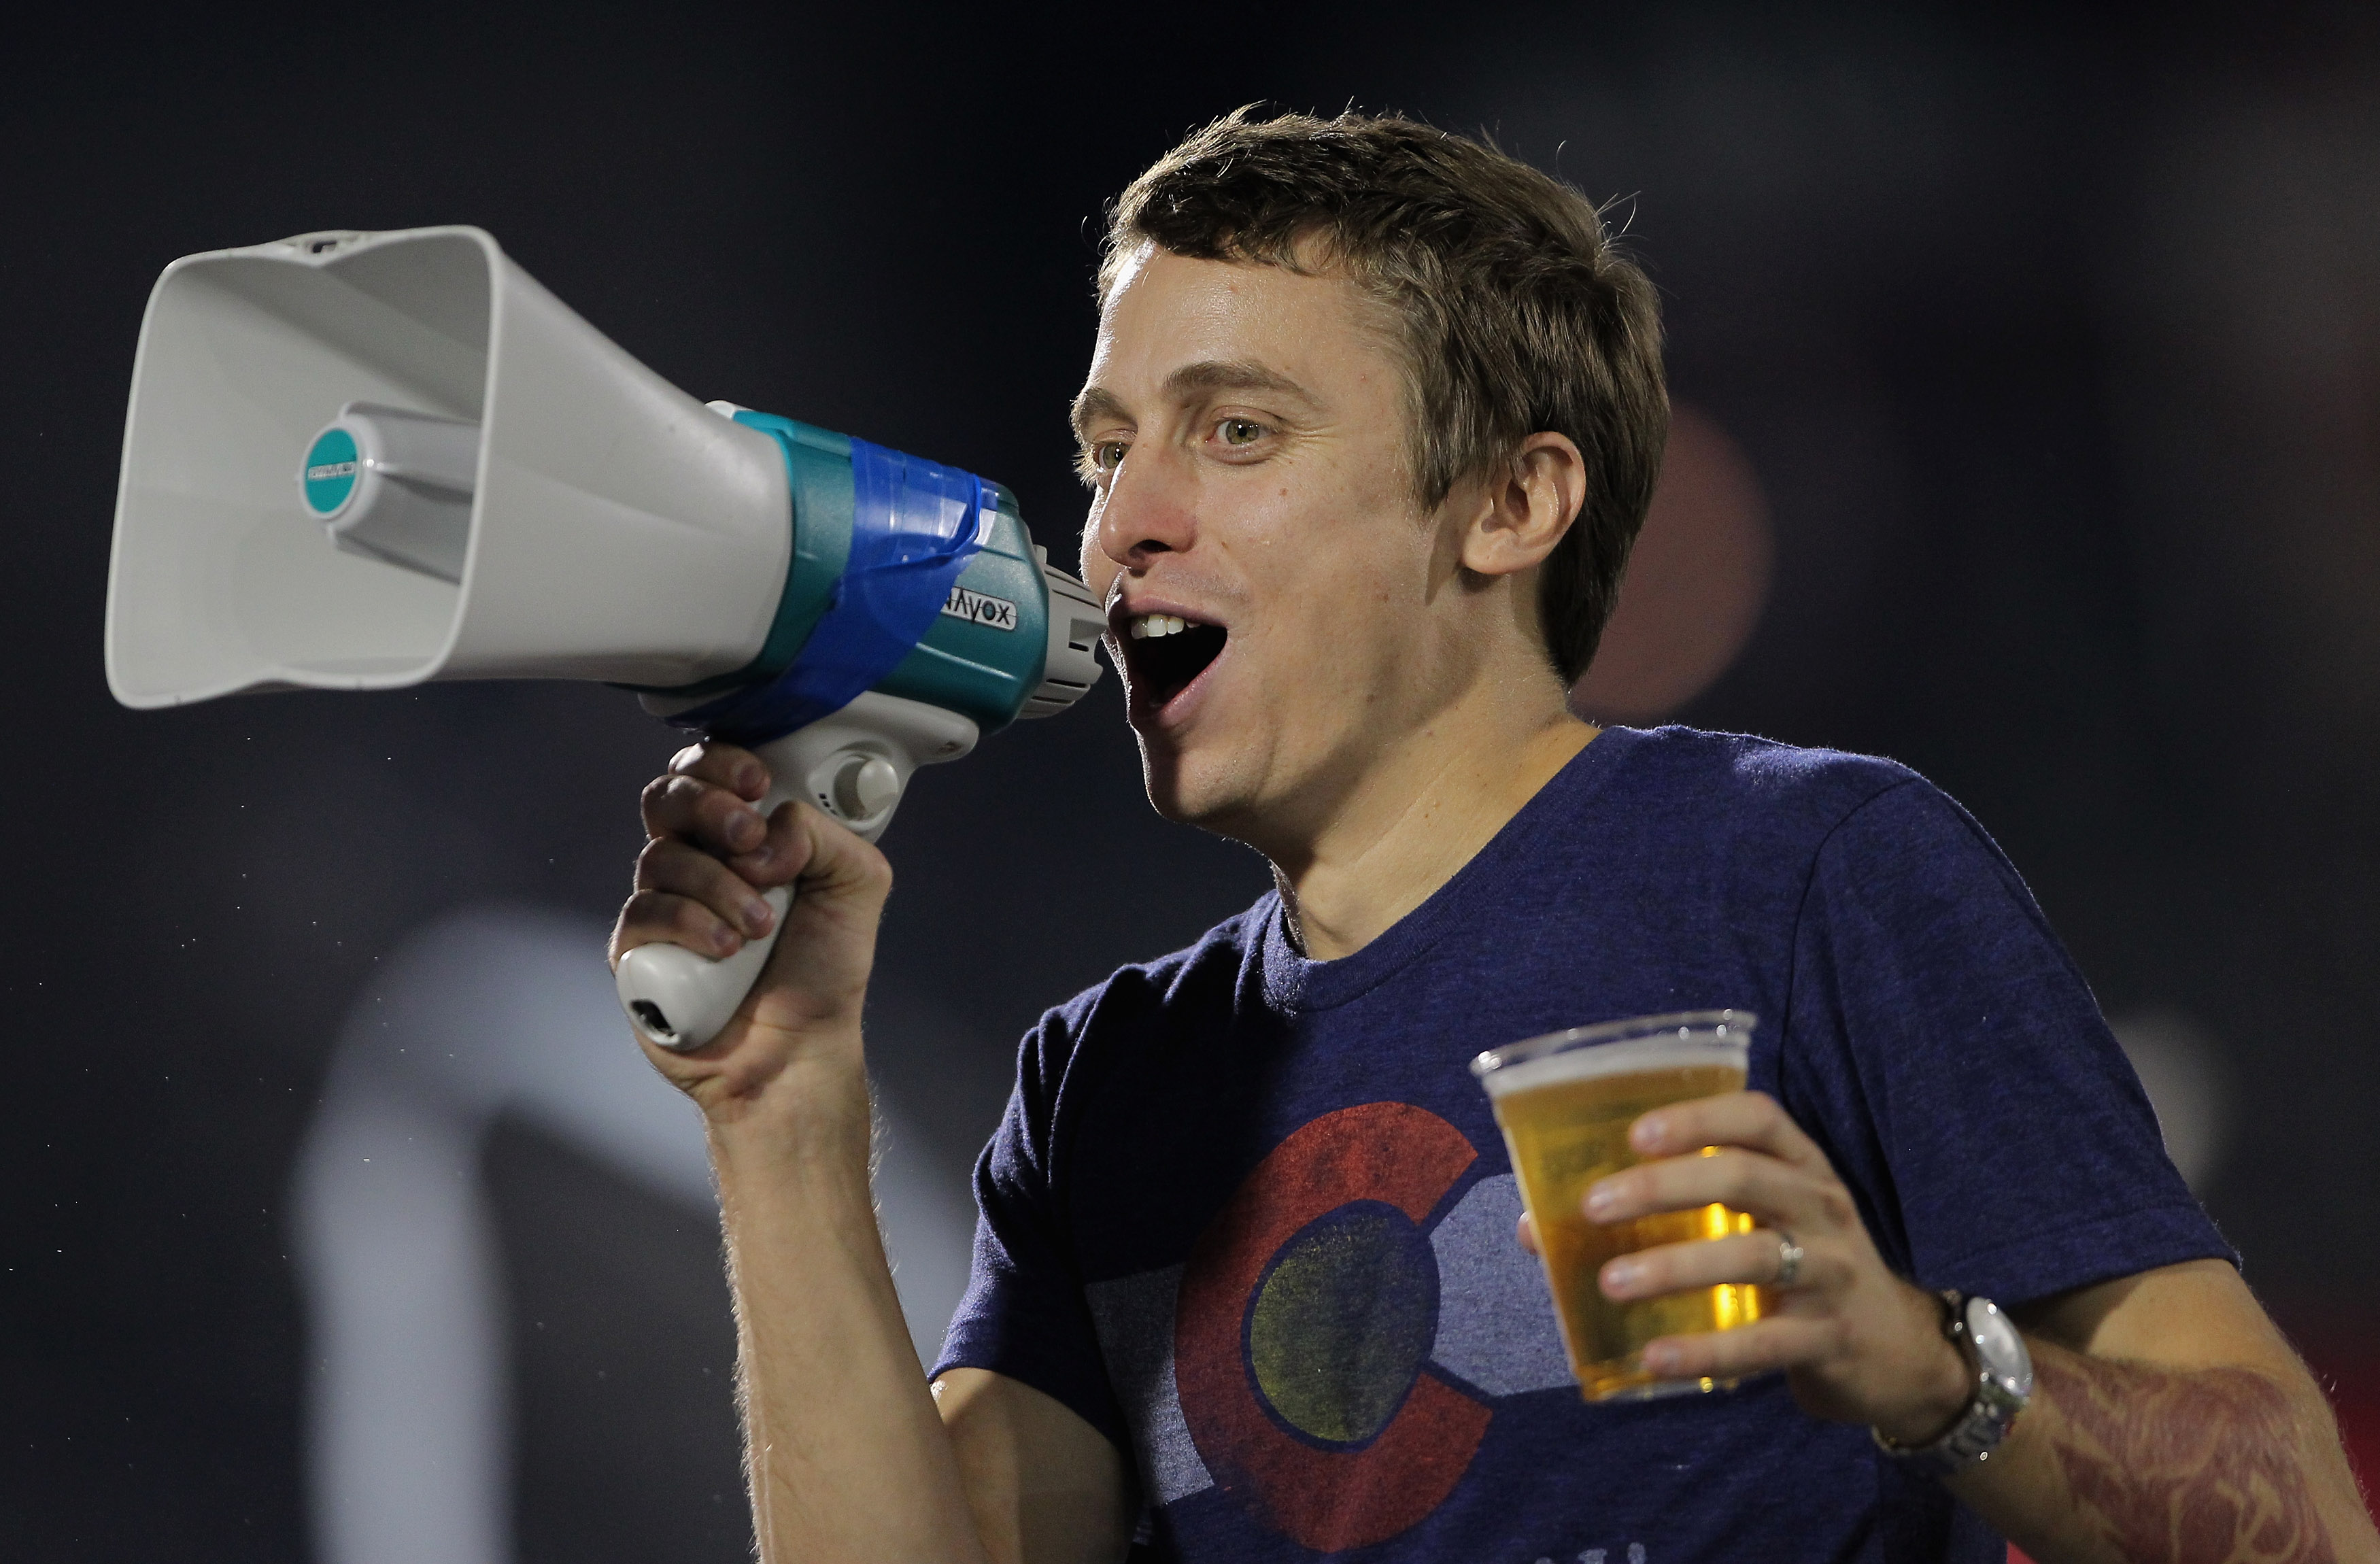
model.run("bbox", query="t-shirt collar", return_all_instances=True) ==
[1259,726,1644,1014]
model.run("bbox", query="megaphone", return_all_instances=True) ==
[107,225,1105,1049]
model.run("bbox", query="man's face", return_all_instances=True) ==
[1076,245,1474,846]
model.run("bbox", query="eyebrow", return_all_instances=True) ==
[1070,359,1320,441]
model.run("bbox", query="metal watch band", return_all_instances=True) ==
[1872,1291,2032,1478]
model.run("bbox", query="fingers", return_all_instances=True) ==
[613,885,755,964]
[642,743,774,859]
[1584,1092,1857,1237]
[1516,1212,1540,1257]
[642,772,769,858]
[612,794,810,967]
[671,740,770,799]
[636,837,779,938]
[726,799,812,891]
[1599,1228,1834,1304]
[613,806,826,962]
[1629,1090,1827,1173]
[1637,1315,1849,1382]
[1585,1142,1859,1236]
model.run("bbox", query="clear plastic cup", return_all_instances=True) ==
[1472,1010,1763,1401]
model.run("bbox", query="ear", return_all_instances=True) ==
[1459,432,1586,579]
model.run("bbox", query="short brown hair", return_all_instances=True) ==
[1102,107,1668,683]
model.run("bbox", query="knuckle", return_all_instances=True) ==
[1706,1151,1756,1200]
[646,774,707,823]
[619,889,673,930]
[669,896,721,938]
[707,792,761,835]
[635,838,704,889]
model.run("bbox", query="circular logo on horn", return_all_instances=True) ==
[301,425,360,516]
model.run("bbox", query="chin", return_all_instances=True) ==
[1137,736,1261,836]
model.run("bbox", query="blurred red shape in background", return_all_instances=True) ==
[1570,402,1774,726]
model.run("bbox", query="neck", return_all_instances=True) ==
[1269,674,1596,962]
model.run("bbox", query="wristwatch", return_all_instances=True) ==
[1872,1291,2034,1477]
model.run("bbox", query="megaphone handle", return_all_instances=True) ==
[614,820,797,1053]
[615,693,979,1052]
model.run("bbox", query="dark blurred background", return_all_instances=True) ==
[5,3,2377,1557]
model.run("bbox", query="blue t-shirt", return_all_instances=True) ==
[935,727,2231,1562]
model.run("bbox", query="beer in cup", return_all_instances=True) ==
[1472,1010,1763,1401]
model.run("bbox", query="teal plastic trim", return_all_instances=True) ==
[624,411,854,698]
[876,492,1049,732]
[738,411,854,681]
[624,412,1049,735]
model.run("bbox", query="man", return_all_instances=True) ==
[613,109,2376,1562]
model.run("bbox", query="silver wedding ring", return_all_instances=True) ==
[1773,1230,1805,1289]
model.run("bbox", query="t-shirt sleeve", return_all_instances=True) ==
[930,1010,1132,1452]
[1779,778,2234,1308]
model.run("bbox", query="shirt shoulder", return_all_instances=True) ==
[1569,725,1945,892]
[1608,724,1927,822]
[1014,896,1275,1132]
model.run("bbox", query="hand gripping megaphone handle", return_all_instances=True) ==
[615,691,979,1051]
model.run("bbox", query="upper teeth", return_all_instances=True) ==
[1128,613,1191,639]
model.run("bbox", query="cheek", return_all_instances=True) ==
[1253,558,1407,685]
[1077,498,1117,592]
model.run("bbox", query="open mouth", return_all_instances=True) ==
[1121,611,1229,710]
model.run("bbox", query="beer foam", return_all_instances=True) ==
[1473,1030,1748,1098]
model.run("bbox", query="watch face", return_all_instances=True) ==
[1965,1297,2035,1399]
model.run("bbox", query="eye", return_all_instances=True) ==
[1080,438,1130,483]
[1218,418,1266,447]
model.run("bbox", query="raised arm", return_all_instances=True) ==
[611,741,1130,1564]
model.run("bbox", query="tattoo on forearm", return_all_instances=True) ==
[2034,1351,2335,1563]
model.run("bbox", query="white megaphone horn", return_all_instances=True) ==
[106,225,1105,1050]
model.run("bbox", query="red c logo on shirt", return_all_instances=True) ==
[1174,1102,1491,1552]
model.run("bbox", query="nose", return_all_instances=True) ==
[1091,443,1197,576]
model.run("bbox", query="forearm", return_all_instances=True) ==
[1950,1336,2377,1564]
[710,1054,990,1564]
